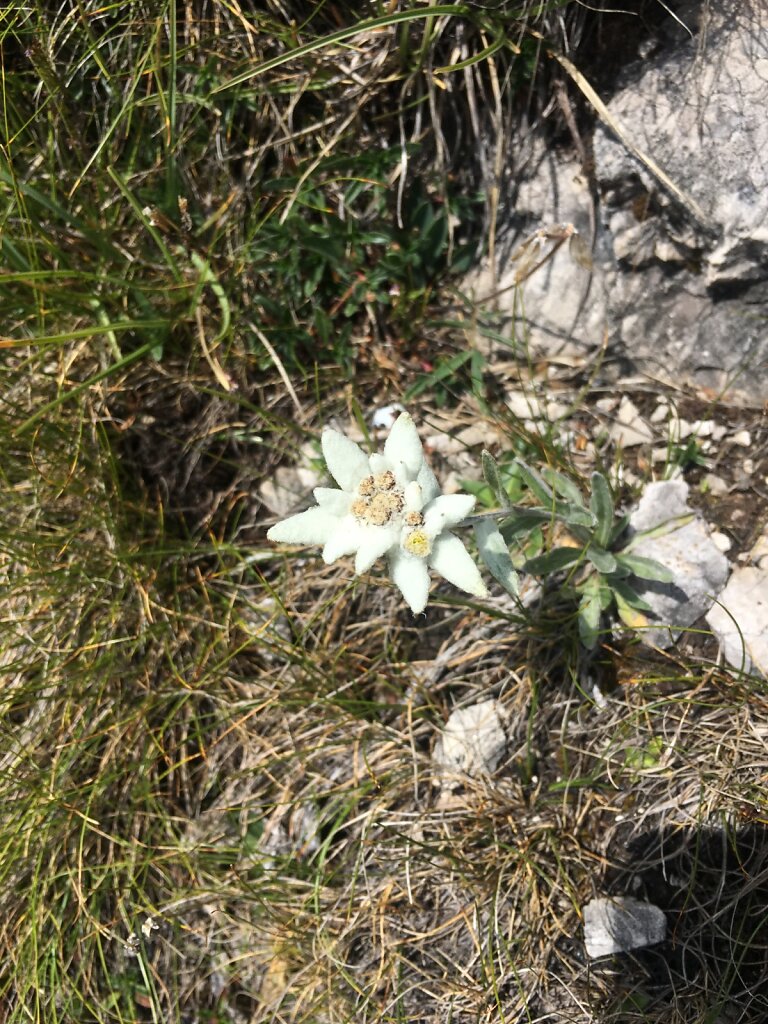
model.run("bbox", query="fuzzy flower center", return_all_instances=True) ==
[402,528,432,558]
[351,472,405,527]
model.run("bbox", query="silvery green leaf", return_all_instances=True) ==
[524,546,582,575]
[590,472,614,549]
[500,509,554,537]
[541,466,585,508]
[514,459,555,507]
[587,546,617,574]
[614,552,675,583]
[614,590,649,630]
[481,450,511,510]
[578,577,602,649]
[609,512,631,547]
[562,504,596,529]
[611,578,653,613]
[474,520,519,596]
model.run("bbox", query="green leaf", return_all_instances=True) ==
[578,578,602,649]
[524,547,582,576]
[461,479,495,508]
[615,593,649,630]
[481,450,511,510]
[587,547,617,574]
[596,576,615,611]
[403,350,472,399]
[611,579,653,613]
[590,472,615,549]
[609,512,631,547]
[474,521,519,597]
[614,552,675,583]
[562,504,596,530]
[624,736,665,771]
[541,466,585,508]
[514,459,555,507]
[499,509,555,537]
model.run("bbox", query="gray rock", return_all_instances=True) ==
[626,481,730,648]
[705,567,768,677]
[583,897,666,958]
[593,0,768,401]
[467,1,768,403]
[433,699,508,788]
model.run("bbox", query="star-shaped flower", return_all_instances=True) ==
[267,413,487,613]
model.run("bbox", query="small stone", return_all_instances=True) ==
[596,397,619,414]
[649,402,669,423]
[545,400,571,421]
[733,430,752,447]
[457,424,499,448]
[441,470,463,495]
[693,419,716,438]
[433,700,508,788]
[260,464,321,515]
[706,567,768,677]
[702,473,729,496]
[371,403,405,430]
[583,897,666,958]
[609,396,653,448]
[711,532,732,553]
[591,684,608,710]
[675,418,694,440]
[629,479,690,532]
[742,458,755,476]
[425,433,463,456]
[507,391,544,420]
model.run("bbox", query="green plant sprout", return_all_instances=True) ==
[477,450,675,648]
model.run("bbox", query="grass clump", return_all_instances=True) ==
[2,2,768,1023]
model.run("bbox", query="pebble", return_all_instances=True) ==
[711,531,732,553]
[583,897,666,958]
[702,473,729,496]
[733,429,752,447]
[433,700,508,789]
[609,396,653,447]
[371,403,405,430]
[506,391,544,420]
[596,396,619,414]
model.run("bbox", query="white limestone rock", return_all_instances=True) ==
[609,396,653,448]
[626,480,730,648]
[583,897,666,959]
[433,699,508,788]
[706,567,768,678]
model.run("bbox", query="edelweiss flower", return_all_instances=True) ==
[267,413,487,613]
